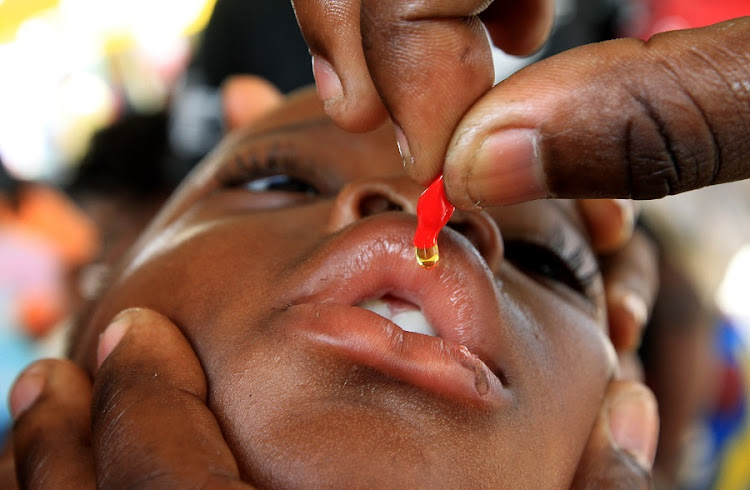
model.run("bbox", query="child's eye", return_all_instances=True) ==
[244,174,320,196]
[504,240,597,297]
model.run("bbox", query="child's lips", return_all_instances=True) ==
[271,302,508,406]
[277,214,513,405]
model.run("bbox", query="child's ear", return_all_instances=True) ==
[221,75,284,131]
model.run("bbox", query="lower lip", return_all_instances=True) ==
[274,303,508,407]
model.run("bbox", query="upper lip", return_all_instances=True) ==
[283,213,511,397]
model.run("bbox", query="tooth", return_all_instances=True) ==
[392,310,438,337]
[358,299,392,319]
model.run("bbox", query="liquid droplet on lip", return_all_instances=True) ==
[416,244,439,269]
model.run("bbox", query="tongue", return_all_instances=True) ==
[357,297,438,337]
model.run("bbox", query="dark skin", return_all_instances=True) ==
[294,1,750,205]
[4,87,659,488]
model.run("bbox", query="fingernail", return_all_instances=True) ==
[608,286,649,352]
[620,290,648,331]
[97,314,132,369]
[394,124,414,170]
[610,199,635,248]
[578,199,635,253]
[311,55,342,107]
[466,129,545,206]
[9,363,47,420]
[611,287,649,351]
[614,199,635,233]
[609,387,659,470]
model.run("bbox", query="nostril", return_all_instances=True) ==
[328,176,420,233]
[446,212,503,272]
[359,195,404,217]
[446,221,482,252]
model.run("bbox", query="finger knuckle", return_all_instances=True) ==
[622,89,687,199]
[621,40,750,198]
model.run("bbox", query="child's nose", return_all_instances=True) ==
[328,176,503,272]
[328,175,420,230]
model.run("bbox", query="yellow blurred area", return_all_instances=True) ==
[0,0,216,51]
[0,0,217,179]
[0,0,58,43]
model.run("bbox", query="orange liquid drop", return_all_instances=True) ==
[415,244,439,269]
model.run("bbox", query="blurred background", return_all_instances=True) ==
[1,0,749,488]
[0,0,211,180]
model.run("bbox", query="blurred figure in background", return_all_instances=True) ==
[639,219,750,489]
[168,0,313,184]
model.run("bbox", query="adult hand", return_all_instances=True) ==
[444,17,750,208]
[6,308,253,489]
[576,198,658,356]
[577,198,658,384]
[292,2,750,206]
[292,0,554,180]
[570,213,660,488]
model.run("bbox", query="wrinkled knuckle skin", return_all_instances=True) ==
[622,29,750,199]
[622,87,708,200]
[16,443,53,490]
[13,406,85,489]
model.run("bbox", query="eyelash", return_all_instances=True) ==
[216,143,326,196]
[504,234,599,297]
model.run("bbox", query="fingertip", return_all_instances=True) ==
[445,128,546,209]
[11,358,96,489]
[608,287,648,352]
[9,363,47,421]
[312,55,343,107]
[92,307,206,402]
[96,314,132,370]
[96,307,171,370]
[579,199,635,253]
[608,383,659,471]
[482,0,555,56]
[311,55,388,134]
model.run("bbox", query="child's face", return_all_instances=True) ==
[71,88,615,488]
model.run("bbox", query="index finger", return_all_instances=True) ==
[292,0,555,183]
[359,0,496,184]
[360,0,554,185]
[92,308,252,489]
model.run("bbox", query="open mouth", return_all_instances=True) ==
[357,295,437,338]
[281,214,512,406]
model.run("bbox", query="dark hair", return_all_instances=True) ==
[66,111,172,201]
[0,154,22,210]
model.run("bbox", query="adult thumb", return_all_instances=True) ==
[444,17,750,209]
